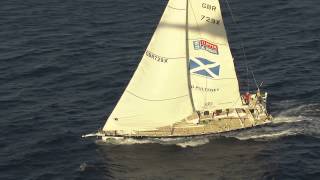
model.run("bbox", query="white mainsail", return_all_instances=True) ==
[188,0,242,111]
[103,0,194,134]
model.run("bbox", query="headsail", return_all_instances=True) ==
[188,0,242,111]
[103,0,194,134]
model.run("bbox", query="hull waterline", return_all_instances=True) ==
[97,116,273,141]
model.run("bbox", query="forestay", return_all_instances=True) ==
[103,0,194,134]
[188,0,242,111]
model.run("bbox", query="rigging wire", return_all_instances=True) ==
[241,42,250,92]
[251,71,260,91]
[224,0,260,92]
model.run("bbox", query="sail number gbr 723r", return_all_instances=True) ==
[201,15,220,25]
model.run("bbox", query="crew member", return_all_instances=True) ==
[244,92,251,105]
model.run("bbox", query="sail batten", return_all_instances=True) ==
[125,90,189,102]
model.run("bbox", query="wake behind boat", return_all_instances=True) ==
[89,0,273,141]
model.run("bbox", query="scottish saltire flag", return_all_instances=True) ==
[190,57,220,78]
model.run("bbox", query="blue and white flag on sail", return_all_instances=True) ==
[190,57,220,78]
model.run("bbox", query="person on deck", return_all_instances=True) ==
[244,92,251,105]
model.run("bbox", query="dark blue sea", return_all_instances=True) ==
[1,0,320,179]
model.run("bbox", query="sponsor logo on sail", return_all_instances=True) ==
[193,40,219,55]
[190,57,220,78]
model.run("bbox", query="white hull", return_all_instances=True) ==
[97,119,272,141]
[98,92,272,139]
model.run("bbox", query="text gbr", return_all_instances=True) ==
[202,3,216,11]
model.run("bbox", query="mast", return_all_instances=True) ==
[186,0,196,112]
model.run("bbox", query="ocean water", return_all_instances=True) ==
[1,0,320,179]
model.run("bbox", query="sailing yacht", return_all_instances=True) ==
[93,0,272,140]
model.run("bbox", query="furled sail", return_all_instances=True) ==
[188,0,242,111]
[103,0,194,134]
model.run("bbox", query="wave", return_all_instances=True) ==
[275,102,320,117]
[96,137,154,145]
[272,115,306,124]
[96,136,211,148]
[233,129,299,141]
[230,103,320,141]
[175,138,210,148]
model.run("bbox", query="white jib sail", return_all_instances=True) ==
[188,0,242,111]
[103,0,194,134]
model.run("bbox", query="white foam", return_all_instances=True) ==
[96,136,211,148]
[272,116,305,124]
[277,103,319,116]
[234,129,298,141]
[176,138,210,148]
[271,102,319,124]
[79,162,88,171]
[277,104,306,116]
[97,138,154,145]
